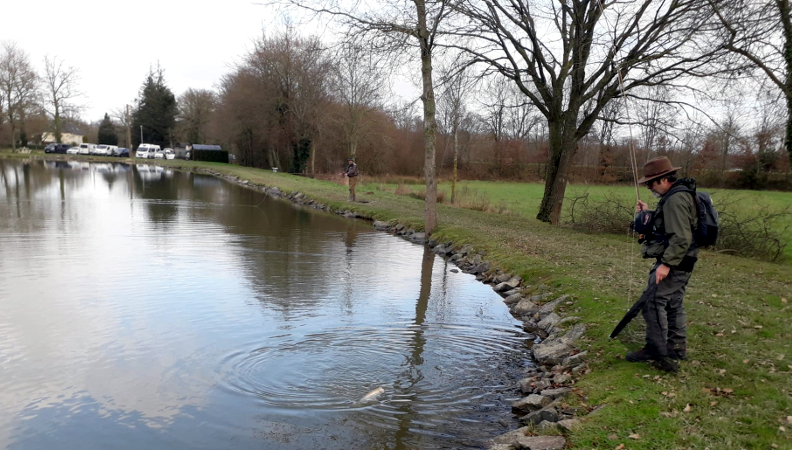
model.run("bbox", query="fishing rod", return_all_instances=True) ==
[595,0,650,338]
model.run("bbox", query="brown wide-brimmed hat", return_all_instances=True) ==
[637,157,681,184]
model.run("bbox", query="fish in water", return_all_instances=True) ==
[359,387,385,403]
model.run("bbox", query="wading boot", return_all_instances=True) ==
[651,357,680,374]
[625,348,654,362]
[627,348,679,373]
[667,348,687,361]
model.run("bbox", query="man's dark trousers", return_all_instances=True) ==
[642,262,692,357]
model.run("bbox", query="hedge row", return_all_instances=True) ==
[193,150,228,163]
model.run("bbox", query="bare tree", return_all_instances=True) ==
[634,85,678,162]
[269,0,452,235]
[438,63,474,203]
[177,88,216,144]
[43,55,82,144]
[709,0,792,168]
[332,41,386,160]
[0,42,39,150]
[715,101,746,173]
[110,105,134,148]
[452,0,725,224]
[216,29,332,173]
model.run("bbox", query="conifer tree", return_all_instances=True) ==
[97,113,118,145]
[131,66,176,148]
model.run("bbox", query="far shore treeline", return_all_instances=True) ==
[1,10,791,195]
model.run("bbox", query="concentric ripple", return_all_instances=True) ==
[218,322,529,419]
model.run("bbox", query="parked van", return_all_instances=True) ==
[136,143,161,159]
[79,143,96,155]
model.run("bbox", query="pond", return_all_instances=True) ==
[0,159,531,450]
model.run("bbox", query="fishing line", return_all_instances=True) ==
[595,0,642,307]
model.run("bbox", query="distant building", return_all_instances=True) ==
[174,143,222,159]
[42,123,84,145]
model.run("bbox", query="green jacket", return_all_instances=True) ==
[641,179,699,268]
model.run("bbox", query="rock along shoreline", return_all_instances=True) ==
[193,167,596,450]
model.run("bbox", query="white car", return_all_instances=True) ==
[93,144,112,156]
[66,147,80,155]
[155,148,176,160]
[136,143,161,159]
[79,143,96,155]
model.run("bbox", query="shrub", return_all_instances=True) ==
[408,189,446,203]
[565,191,634,235]
[395,183,412,196]
[715,194,791,262]
[565,191,791,262]
[454,186,493,212]
[193,149,229,163]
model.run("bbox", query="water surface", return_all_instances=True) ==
[0,160,530,449]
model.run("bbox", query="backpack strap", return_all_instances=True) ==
[655,185,699,241]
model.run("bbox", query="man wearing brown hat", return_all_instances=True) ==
[628,156,699,372]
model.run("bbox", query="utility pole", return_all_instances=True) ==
[126,105,132,151]
[140,125,143,144]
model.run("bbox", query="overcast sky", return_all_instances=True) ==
[3,0,305,121]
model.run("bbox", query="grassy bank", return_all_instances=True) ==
[5,151,792,449]
[374,179,792,262]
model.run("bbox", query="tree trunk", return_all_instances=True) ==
[785,0,792,170]
[349,139,357,159]
[416,0,437,236]
[6,92,15,151]
[536,120,577,224]
[451,119,458,205]
[787,95,792,170]
[9,119,16,151]
[54,103,62,144]
[126,105,132,150]
[311,140,316,176]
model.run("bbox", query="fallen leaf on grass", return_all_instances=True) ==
[715,332,724,337]
[754,325,763,329]
[629,433,640,440]
[777,354,785,360]
[743,359,750,364]
[608,434,618,440]
[684,404,692,412]
[782,298,787,303]
[786,416,792,424]
[780,426,786,432]
[710,401,718,406]
[615,445,625,450]
[660,412,673,418]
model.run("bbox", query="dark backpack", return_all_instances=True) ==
[663,187,719,247]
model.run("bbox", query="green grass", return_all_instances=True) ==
[374,179,792,261]
[5,151,792,449]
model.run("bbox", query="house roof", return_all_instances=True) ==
[192,144,222,151]
[61,123,84,135]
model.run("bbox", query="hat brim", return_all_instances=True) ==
[637,166,681,184]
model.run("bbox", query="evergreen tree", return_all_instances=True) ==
[97,113,118,145]
[131,66,176,149]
